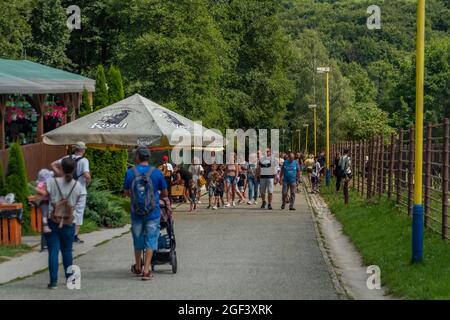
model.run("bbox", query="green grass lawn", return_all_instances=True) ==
[0,244,32,263]
[320,181,450,300]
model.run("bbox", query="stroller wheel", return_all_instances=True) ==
[171,252,178,274]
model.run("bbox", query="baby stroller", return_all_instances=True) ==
[151,198,177,273]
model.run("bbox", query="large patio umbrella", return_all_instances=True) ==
[43,94,223,150]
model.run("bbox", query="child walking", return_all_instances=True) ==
[186,179,198,212]
[213,172,225,210]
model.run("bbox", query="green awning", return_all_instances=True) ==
[0,59,95,94]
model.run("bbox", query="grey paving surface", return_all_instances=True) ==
[0,188,338,300]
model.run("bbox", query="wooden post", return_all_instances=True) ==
[424,123,432,227]
[367,137,373,199]
[379,135,385,197]
[388,133,396,199]
[396,130,404,205]
[357,141,360,193]
[33,94,46,142]
[442,118,449,240]
[373,136,379,196]
[408,127,415,217]
[362,139,366,197]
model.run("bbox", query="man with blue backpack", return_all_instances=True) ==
[280,152,301,211]
[123,147,168,281]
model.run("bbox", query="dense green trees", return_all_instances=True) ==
[26,0,72,68]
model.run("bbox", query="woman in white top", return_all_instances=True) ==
[37,157,85,289]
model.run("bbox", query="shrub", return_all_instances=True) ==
[86,148,127,194]
[107,65,124,105]
[5,143,29,226]
[79,88,92,117]
[93,64,108,110]
[84,179,129,228]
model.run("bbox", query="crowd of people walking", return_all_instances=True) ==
[32,140,352,288]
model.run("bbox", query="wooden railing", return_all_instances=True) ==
[332,118,449,241]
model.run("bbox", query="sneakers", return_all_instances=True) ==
[247,200,253,205]
[47,283,57,290]
[206,205,211,209]
[225,203,231,208]
[281,203,285,210]
[289,207,296,211]
[232,201,236,207]
[197,200,202,204]
[74,235,84,244]
[261,201,267,209]
[268,204,273,210]
[212,205,218,210]
[254,200,258,205]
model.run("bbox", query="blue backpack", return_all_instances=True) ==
[131,166,156,216]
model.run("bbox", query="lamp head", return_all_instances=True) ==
[317,67,331,73]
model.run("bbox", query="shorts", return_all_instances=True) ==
[74,194,87,226]
[131,217,160,251]
[226,175,237,185]
[208,186,216,197]
[215,190,224,198]
[282,181,296,194]
[260,178,274,194]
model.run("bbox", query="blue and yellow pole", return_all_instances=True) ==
[412,0,425,263]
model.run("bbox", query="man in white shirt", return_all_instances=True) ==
[51,142,91,244]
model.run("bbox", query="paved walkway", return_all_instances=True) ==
[0,187,339,300]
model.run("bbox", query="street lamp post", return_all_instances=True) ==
[412,0,425,263]
[317,67,331,186]
[309,104,317,157]
[296,129,301,153]
[303,124,309,155]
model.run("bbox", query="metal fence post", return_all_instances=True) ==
[442,118,449,240]
[424,123,432,227]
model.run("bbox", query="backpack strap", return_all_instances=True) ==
[54,178,64,199]
[66,180,78,199]
[145,166,156,179]
[54,178,77,200]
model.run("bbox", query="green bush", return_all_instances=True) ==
[107,65,124,105]
[86,148,127,194]
[5,143,29,226]
[79,88,92,117]
[84,179,129,228]
[93,64,108,110]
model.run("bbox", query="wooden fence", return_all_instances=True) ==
[0,142,68,181]
[331,118,449,241]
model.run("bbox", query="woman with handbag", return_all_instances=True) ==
[36,157,86,289]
